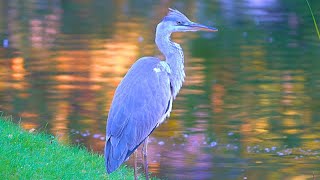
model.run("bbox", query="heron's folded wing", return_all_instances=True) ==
[106,57,171,157]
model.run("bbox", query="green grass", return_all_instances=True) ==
[306,0,320,40]
[0,117,148,180]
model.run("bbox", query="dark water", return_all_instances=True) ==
[1,0,320,179]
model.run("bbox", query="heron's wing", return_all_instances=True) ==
[105,57,172,173]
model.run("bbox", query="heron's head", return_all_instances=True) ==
[158,8,218,33]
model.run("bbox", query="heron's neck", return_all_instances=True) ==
[155,30,185,98]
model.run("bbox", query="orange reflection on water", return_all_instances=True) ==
[32,14,156,144]
[154,116,183,138]
[180,57,206,97]
[10,57,29,91]
[212,83,225,113]
[11,57,25,80]
[51,101,70,143]
[20,121,39,130]
[237,43,314,147]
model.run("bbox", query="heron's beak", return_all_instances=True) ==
[186,22,218,32]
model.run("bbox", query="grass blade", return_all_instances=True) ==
[306,0,320,40]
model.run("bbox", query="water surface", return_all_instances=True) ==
[1,0,320,179]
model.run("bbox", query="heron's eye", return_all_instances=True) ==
[177,21,182,25]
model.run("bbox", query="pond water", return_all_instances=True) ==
[1,0,320,179]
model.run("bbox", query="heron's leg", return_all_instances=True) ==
[142,136,149,180]
[134,150,138,180]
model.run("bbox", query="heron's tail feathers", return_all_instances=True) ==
[104,132,152,173]
[104,136,131,174]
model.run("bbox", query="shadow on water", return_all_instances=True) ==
[1,0,320,179]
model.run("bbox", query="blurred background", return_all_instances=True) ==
[1,0,320,179]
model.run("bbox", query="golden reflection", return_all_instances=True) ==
[153,116,183,138]
[20,121,39,130]
[148,162,160,176]
[182,63,205,93]
[51,101,70,143]
[10,57,29,92]
[11,57,25,80]
[180,51,206,96]
[237,43,315,156]
[254,117,269,133]
[45,5,157,148]
[290,175,313,180]
[20,112,38,119]
[212,83,225,113]
[89,13,151,111]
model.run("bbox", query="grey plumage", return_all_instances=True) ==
[105,57,171,173]
[105,8,217,174]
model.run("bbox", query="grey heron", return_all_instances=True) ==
[105,8,218,179]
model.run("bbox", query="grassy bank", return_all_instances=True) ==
[0,117,137,179]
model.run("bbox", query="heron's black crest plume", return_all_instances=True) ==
[168,8,184,16]
[163,8,189,22]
